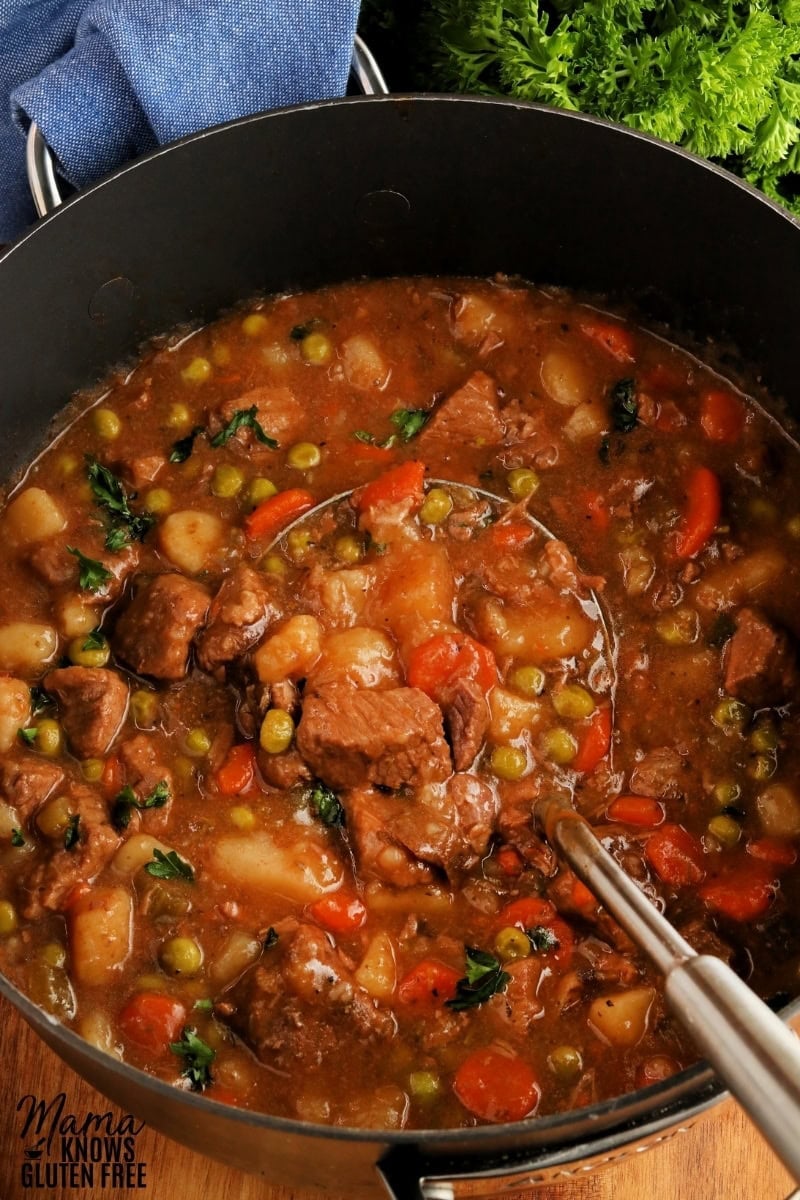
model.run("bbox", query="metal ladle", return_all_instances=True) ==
[535,794,800,1190]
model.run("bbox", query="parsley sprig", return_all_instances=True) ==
[63,814,81,851]
[111,780,170,832]
[169,425,205,464]
[353,406,431,449]
[86,458,154,550]
[364,0,800,217]
[446,947,511,1011]
[210,406,278,449]
[145,847,194,881]
[527,925,560,953]
[67,547,113,592]
[308,780,345,827]
[170,1027,215,1091]
[610,378,638,433]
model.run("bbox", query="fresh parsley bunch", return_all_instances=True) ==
[362,0,800,216]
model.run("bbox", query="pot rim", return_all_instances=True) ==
[2,88,799,1156]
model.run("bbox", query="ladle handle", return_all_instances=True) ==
[535,798,800,1184]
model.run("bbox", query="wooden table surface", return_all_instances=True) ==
[0,995,793,1200]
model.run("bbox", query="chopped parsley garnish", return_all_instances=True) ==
[708,613,737,648]
[446,947,511,1011]
[354,407,431,449]
[610,378,638,433]
[193,998,213,1013]
[82,628,107,653]
[11,828,24,847]
[86,458,154,550]
[263,927,279,949]
[67,547,113,592]
[169,425,204,464]
[210,406,278,449]
[29,686,50,715]
[527,925,560,953]
[169,1027,215,1091]
[390,407,430,442]
[63,814,81,851]
[145,847,194,881]
[111,780,171,832]
[18,727,37,746]
[598,435,611,465]
[290,319,320,341]
[308,780,345,827]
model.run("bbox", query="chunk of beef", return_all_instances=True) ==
[29,534,138,600]
[723,606,798,708]
[22,786,120,918]
[220,923,393,1072]
[115,573,210,680]
[441,677,489,771]
[44,666,128,758]
[0,759,64,823]
[576,937,640,985]
[677,915,732,964]
[344,788,438,888]
[213,386,305,449]
[418,372,505,450]
[486,957,544,1033]
[539,539,605,597]
[630,747,687,801]
[117,734,173,831]
[269,679,300,719]
[296,684,451,791]
[497,805,558,876]
[257,746,310,791]
[344,774,498,887]
[196,565,285,676]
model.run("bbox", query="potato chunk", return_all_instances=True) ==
[488,686,544,742]
[111,834,172,877]
[254,614,322,684]
[355,931,397,1000]
[756,784,800,839]
[588,986,656,1047]
[0,675,31,752]
[477,597,593,662]
[159,510,226,574]
[309,627,400,691]
[69,885,133,987]
[0,623,58,674]
[4,487,67,547]
[340,335,390,390]
[212,831,343,902]
[540,349,592,407]
[695,549,785,611]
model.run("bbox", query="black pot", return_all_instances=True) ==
[1,92,799,1199]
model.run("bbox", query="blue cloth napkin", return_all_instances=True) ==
[0,0,360,243]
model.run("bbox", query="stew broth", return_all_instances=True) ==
[0,276,799,1129]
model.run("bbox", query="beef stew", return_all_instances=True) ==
[0,276,799,1130]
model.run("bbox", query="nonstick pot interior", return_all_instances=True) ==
[1,94,799,1197]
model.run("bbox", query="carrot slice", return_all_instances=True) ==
[607,795,665,828]
[355,460,426,513]
[407,632,497,702]
[570,877,597,912]
[496,896,556,930]
[573,706,612,773]
[747,838,798,869]
[674,466,721,559]
[397,959,461,1007]
[579,319,636,363]
[495,845,524,876]
[308,889,367,934]
[119,992,186,1055]
[215,743,256,796]
[699,389,745,444]
[579,489,610,532]
[645,823,705,887]
[454,1047,540,1123]
[698,860,778,921]
[244,488,315,541]
[490,521,534,550]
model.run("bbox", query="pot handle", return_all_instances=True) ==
[26,34,389,218]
